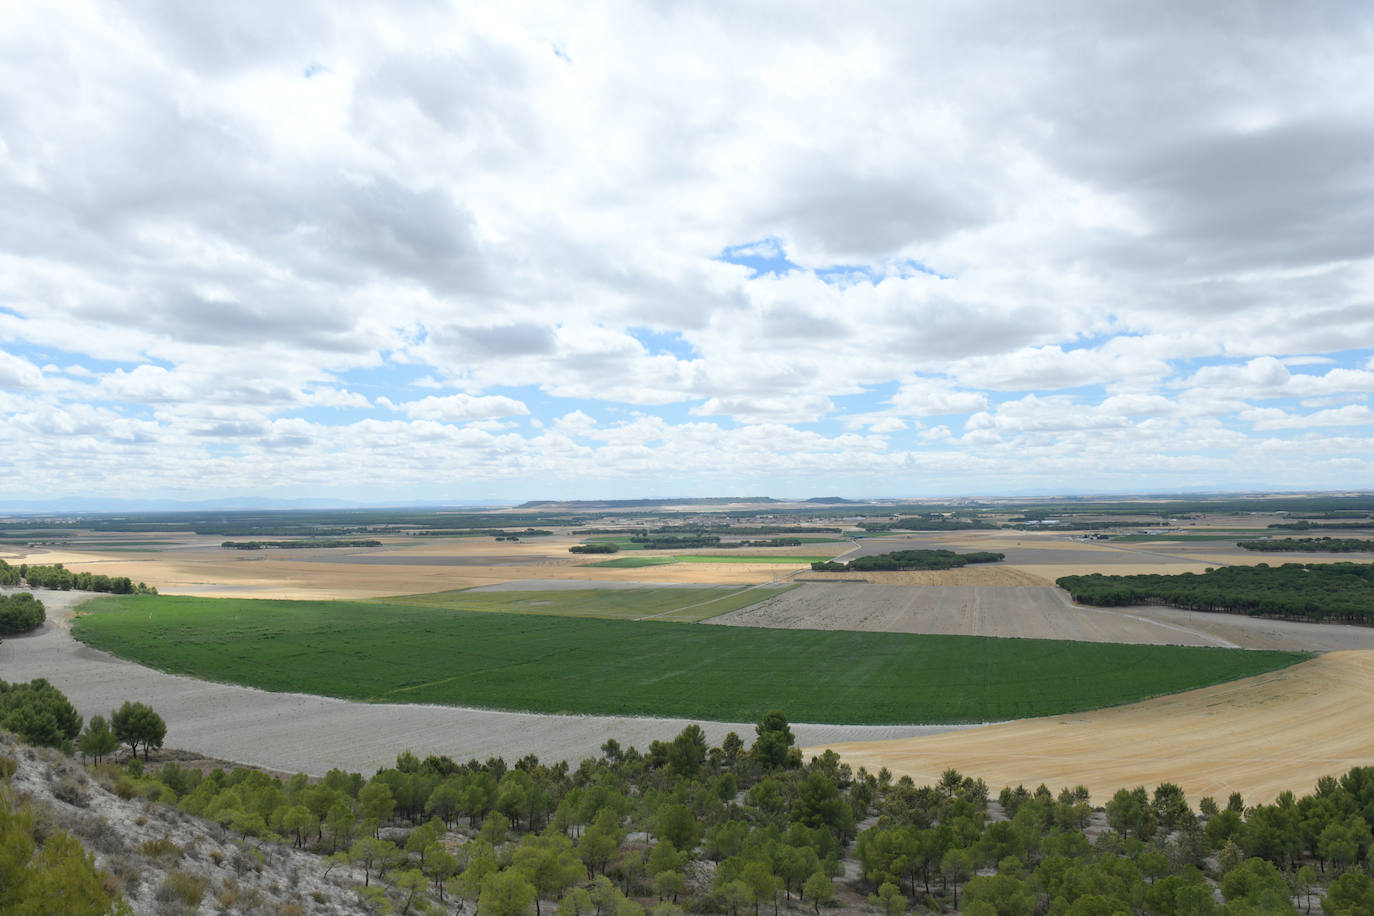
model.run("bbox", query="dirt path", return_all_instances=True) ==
[0,589,968,776]
[808,650,1374,805]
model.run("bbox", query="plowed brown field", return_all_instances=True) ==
[807,650,1374,805]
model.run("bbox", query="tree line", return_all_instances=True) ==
[1057,563,1374,623]
[632,535,723,549]
[1269,521,1374,532]
[811,549,1004,572]
[1238,538,1374,553]
[0,559,156,595]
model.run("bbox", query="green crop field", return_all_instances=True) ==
[371,585,791,622]
[582,556,677,568]
[71,594,1308,724]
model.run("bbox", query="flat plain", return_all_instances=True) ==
[11,514,1374,803]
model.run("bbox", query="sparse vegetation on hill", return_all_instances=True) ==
[1058,562,1374,623]
[9,689,1374,916]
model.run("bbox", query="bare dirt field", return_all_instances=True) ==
[807,650,1374,806]
[0,589,963,775]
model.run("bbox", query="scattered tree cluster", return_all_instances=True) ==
[220,539,384,550]
[1058,563,1374,623]
[0,591,45,635]
[0,560,154,595]
[0,678,82,752]
[0,677,166,765]
[1238,538,1374,553]
[569,544,620,554]
[811,549,1004,572]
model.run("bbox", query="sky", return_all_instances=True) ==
[2,1,1374,506]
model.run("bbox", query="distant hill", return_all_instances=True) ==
[517,497,779,510]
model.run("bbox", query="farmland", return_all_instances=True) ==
[12,493,1374,802]
[373,584,795,621]
[70,593,1305,724]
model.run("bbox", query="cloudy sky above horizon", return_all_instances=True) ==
[3,1,1373,504]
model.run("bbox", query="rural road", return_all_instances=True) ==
[0,589,971,776]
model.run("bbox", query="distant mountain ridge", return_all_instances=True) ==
[516,497,780,509]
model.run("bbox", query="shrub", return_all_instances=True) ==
[156,870,209,909]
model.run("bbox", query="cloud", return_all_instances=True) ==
[380,393,530,422]
[889,379,988,417]
[2,3,1373,499]
[0,352,44,390]
[1241,404,1374,430]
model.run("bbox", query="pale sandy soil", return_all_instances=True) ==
[807,650,1374,806]
[0,590,966,776]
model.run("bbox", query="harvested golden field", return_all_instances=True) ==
[808,650,1374,805]
[0,537,790,600]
